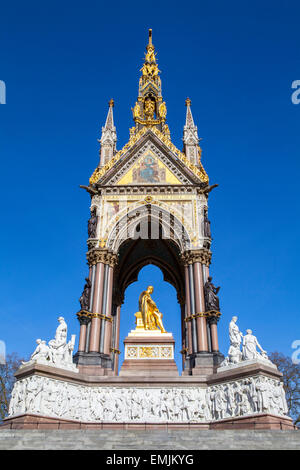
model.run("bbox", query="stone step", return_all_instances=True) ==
[0,429,299,450]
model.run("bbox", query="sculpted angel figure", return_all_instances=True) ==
[132,102,140,119]
[158,101,167,120]
[138,286,166,332]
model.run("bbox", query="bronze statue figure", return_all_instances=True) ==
[79,277,92,310]
[88,208,97,239]
[204,276,220,312]
[203,209,211,238]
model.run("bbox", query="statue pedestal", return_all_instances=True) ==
[119,328,179,377]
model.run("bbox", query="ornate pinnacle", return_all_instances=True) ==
[185,97,191,107]
[109,98,114,108]
[148,28,153,48]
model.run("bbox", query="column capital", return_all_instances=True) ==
[180,248,212,267]
[76,310,92,325]
[86,248,118,267]
[206,310,221,324]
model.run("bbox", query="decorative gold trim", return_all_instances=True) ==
[150,126,209,183]
[184,310,221,322]
[180,348,188,355]
[205,310,221,317]
[77,309,90,316]
[76,310,92,324]
[125,344,173,360]
[134,117,162,127]
[89,127,148,184]
[90,312,113,323]
[110,348,121,354]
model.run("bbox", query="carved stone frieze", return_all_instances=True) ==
[8,373,289,423]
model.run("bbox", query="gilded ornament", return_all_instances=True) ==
[132,102,140,120]
[129,126,136,139]
[140,347,156,358]
[145,45,156,63]
[163,124,171,138]
[158,101,167,120]
[89,30,209,186]
[144,98,155,120]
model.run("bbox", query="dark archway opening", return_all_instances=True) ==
[118,264,183,373]
[113,234,186,374]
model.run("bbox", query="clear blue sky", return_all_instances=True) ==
[1,0,299,372]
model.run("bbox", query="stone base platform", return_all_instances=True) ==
[2,412,294,431]
[119,359,179,377]
[4,360,294,430]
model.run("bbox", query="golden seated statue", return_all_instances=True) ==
[135,286,166,333]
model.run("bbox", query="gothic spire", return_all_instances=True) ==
[131,29,169,136]
[183,98,200,165]
[99,99,117,166]
[104,98,115,130]
[184,98,196,129]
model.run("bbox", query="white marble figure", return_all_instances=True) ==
[20,317,78,373]
[48,316,68,363]
[229,316,243,346]
[220,316,243,366]
[242,329,266,361]
[22,339,51,366]
[220,318,274,369]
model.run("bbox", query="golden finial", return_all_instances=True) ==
[185,97,191,107]
[109,98,114,107]
[148,29,153,47]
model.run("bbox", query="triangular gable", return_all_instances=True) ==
[90,127,208,186]
[116,149,182,185]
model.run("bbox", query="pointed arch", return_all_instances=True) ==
[106,202,191,253]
